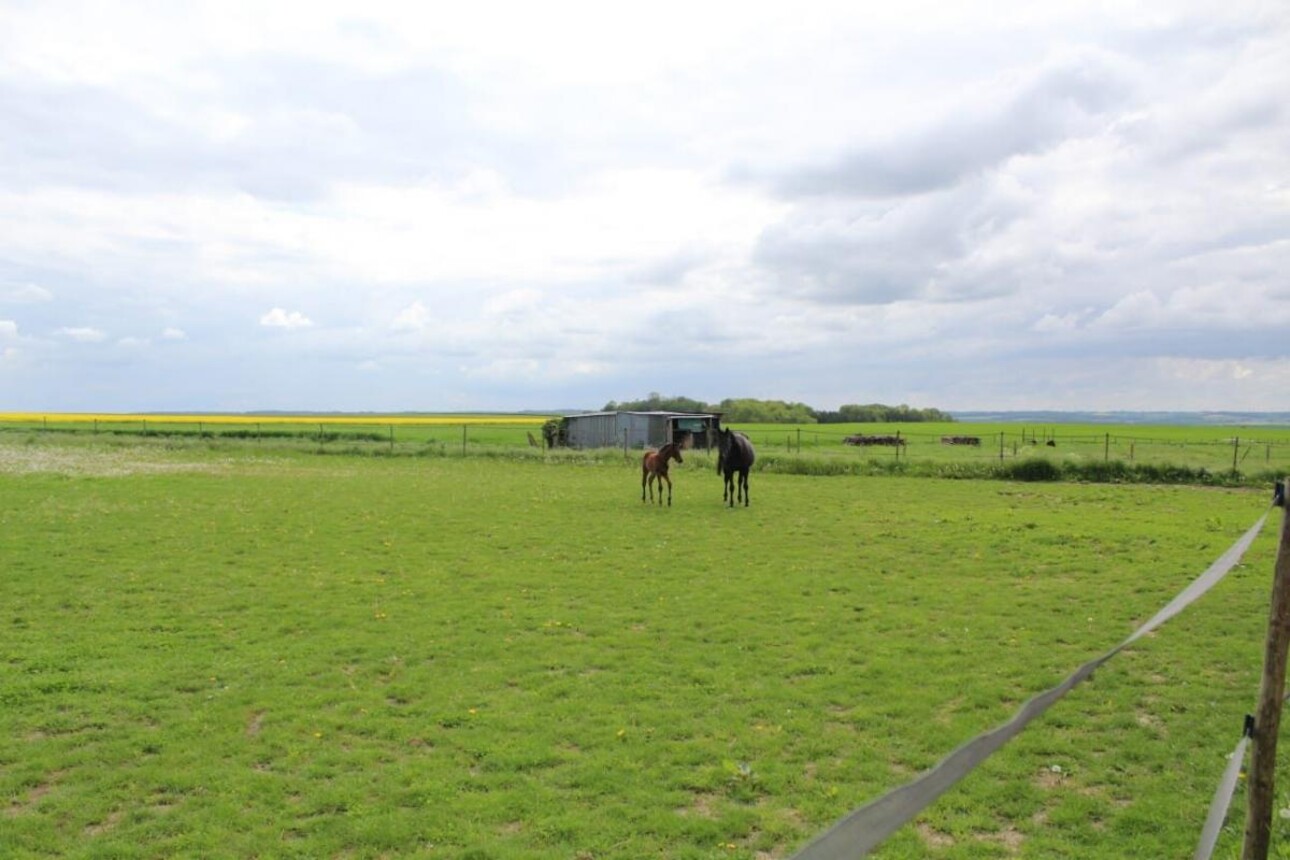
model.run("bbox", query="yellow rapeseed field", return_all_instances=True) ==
[0,412,550,426]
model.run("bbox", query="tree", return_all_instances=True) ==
[814,403,954,423]
[599,394,952,424]
[603,393,710,414]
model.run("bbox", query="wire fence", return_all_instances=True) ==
[11,418,1290,465]
[9,418,1290,485]
[744,426,1290,476]
[790,490,1286,860]
[0,417,547,455]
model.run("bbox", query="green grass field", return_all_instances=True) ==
[2,436,1289,858]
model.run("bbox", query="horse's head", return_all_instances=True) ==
[670,443,684,464]
[716,427,731,455]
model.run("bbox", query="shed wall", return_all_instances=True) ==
[564,413,621,448]
[561,411,718,450]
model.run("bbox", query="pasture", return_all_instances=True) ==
[735,421,1290,479]
[2,435,1288,858]
[4,413,1289,483]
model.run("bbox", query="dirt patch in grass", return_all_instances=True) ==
[1034,765,1066,790]
[917,822,955,847]
[677,792,720,818]
[84,809,125,836]
[975,826,1025,854]
[6,772,63,817]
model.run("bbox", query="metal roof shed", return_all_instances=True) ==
[558,411,720,450]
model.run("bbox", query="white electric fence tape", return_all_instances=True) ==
[1194,728,1251,860]
[791,510,1271,860]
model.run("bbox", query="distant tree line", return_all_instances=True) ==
[813,403,954,423]
[601,393,953,424]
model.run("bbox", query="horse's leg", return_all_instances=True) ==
[665,474,672,506]
[642,466,648,502]
[741,469,750,506]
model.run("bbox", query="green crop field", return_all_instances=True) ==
[3,434,1289,858]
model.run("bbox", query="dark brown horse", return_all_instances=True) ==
[716,427,755,507]
[642,441,684,506]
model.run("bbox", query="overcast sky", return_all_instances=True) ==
[2,1,1287,413]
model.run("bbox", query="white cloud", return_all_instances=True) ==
[57,326,108,343]
[0,321,24,364]
[484,288,542,317]
[311,169,781,285]
[1,2,1287,412]
[1033,312,1085,333]
[391,301,430,331]
[462,358,542,381]
[259,308,313,329]
[1094,291,1164,328]
[1155,357,1281,388]
[3,283,53,303]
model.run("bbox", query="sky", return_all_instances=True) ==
[2,1,1288,414]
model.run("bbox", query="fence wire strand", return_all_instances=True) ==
[791,508,1272,860]
[1195,726,1251,860]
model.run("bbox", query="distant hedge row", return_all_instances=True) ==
[751,452,1268,487]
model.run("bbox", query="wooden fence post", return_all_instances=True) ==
[1243,480,1290,860]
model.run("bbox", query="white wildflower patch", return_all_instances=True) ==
[0,441,224,477]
